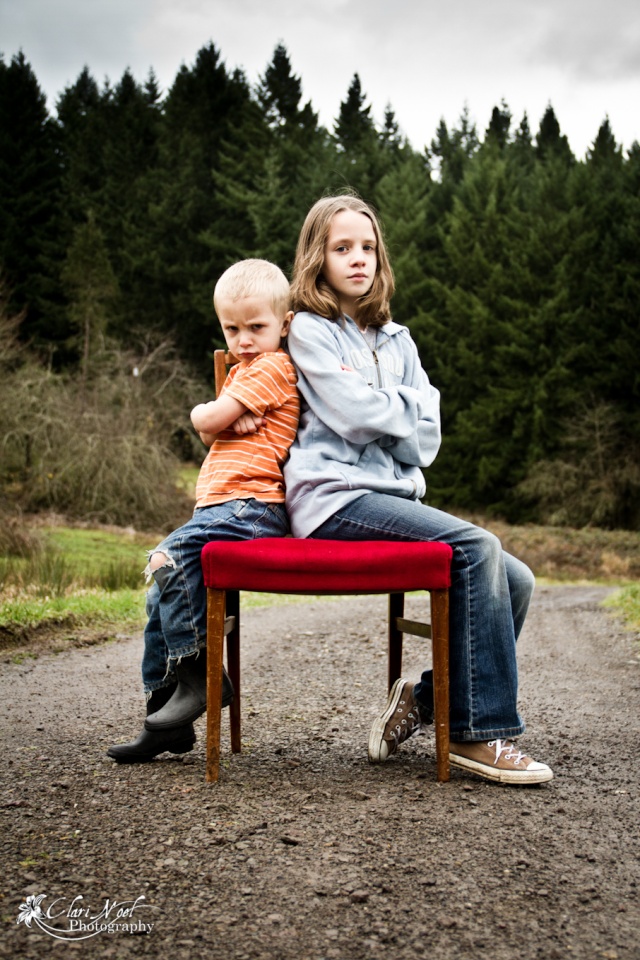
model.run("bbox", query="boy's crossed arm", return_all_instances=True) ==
[191,396,265,446]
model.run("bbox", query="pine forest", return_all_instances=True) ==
[1,44,639,531]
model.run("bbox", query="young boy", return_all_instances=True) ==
[108,259,299,763]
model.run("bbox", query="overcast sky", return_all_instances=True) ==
[2,0,639,159]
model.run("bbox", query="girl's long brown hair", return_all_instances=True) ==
[291,194,395,328]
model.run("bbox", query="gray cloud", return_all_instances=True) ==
[526,0,640,81]
[1,0,638,156]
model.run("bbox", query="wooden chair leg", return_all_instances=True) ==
[430,589,450,783]
[206,587,226,782]
[387,592,404,691]
[225,589,242,754]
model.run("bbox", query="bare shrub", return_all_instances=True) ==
[1,303,205,530]
[0,507,45,557]
[518,402,640,529]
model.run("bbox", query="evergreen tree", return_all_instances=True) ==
[249,46,329,266]
[559,120,628,408]
[424,107,480,280]
[61,210,118,390]
[429,106,479,184]
[381,105,399,148]
[484,101,511,151]
[509,112,536,173]
[529,119,640,526]
[0,52,63,345]
[418,108,482,367]
[535,105,574,164]
[151,45,259,370]
[333,74,385,200]
[207,102,273,270]
[56,67,164,349]
[99,69,163,339]
[211,44,329,277]
[256,42,317,135]
[378,105,414,177]
[55,67,106,224]
[335,73,375,151]
[376,152,432,326]
[416,147,550,511]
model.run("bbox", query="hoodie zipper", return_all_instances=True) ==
[357,325,382,388]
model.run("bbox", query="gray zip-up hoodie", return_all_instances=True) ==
[284,311,441,538]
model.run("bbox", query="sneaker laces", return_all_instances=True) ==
[389,707,422,746]
[488,739,525,766]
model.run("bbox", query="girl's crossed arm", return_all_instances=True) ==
[289,315,440,455]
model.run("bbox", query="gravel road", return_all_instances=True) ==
[1,585,639,960]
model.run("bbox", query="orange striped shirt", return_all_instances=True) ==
[195,350,299,507]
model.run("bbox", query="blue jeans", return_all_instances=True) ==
[312,493,534,741]
[142,499,289,693]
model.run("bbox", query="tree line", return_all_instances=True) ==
[1,43,638,529]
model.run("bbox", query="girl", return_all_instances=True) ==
[284,194,552,785]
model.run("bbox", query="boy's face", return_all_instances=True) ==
[216,296,292,363]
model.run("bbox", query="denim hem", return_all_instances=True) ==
[450,723,526,742]
[166,644,205,664]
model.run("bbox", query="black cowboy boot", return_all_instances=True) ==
[144,653,234,731]
[107,683,195,763]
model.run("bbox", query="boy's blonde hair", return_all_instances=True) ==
[214,259,291,319]
[291,194,395,328]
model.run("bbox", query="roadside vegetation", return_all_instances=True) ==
[1,501,638,657]
[0,519,153,652]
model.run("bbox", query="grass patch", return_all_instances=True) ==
[0,589,143,632]
[0,524,154,649]
[603,584,640,631]
[1,526,155,594]
[0,588,145,650]
[44,527,153,580]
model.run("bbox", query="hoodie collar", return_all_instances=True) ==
[344,315,406,343]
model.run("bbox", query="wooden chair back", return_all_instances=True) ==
[214,349,237,396]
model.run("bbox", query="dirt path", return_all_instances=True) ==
[1,585,639,960]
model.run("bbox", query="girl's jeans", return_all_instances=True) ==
[142,499,289,693]
[312,493,534,742]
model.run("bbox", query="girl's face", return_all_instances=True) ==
[322,209,377,321]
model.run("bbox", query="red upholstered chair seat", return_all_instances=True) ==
[201,537,453,784]
[201,538,452,594]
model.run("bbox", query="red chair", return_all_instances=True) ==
[202,537,452,783]
[201,352,453,784]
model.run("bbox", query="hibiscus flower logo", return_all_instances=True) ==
[17,894,46,927]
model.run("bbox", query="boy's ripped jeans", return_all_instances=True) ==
[141,499,288,694]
